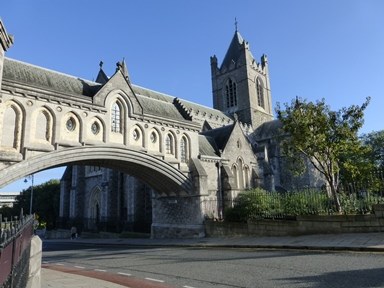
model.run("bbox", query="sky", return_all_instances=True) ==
[1,0,383,192]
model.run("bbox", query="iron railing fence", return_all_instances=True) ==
[204,186,384,221]
[0,214,34,288]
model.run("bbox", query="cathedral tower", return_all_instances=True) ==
[211,29,273,129]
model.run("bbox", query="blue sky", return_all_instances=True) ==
[1,0,383,192]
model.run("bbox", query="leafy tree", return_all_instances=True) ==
[14,179,60,229]
[0,205,16,220]
[361,130,384,169]
[276,97,370,212]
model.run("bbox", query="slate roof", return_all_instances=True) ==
[198,135,220,157]
[132,85,174,103]
[220,31,244,70]
[3,58,102,96]
[200,123,235,151]
[176,98,233,124]
[2,57,232,125]
[252,119,282,140]
[135,94,187,121]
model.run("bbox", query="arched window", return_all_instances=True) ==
[225,78,237,108]
[2,106,18,148]
[237,158,244,189]
[180,136,189,163]
[244,165,250,189]
[232,165,239,189]
[111,102,121,133]
[35,110,50,141]
[256,78,265,109]
[165,133,174,155]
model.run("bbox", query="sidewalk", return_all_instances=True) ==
[41,268,127,288]
[41,232,384,287]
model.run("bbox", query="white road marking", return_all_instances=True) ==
[183,286,197,288]
[145,277,165,283]
[118,272,132,276]
[56,263,64,266]
[94,269,107,272]
[74,266,85,269]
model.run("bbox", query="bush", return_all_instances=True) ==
[224,188,273,222]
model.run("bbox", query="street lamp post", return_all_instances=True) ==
[24,174,34,215]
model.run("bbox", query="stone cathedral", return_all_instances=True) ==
[57,28,321,234]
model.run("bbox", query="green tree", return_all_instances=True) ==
[14,179,60,229]
[276,97,370,212]
[361,130,384,169]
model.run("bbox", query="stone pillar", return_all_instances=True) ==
[26,236,42,288]
[0,20,14,94]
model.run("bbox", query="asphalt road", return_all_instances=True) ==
[42,241,384,288]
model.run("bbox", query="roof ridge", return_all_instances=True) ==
[5,57,99,85]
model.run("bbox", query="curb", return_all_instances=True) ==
[43,239,384,253]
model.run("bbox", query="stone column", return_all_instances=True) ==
[0,20,14,94]
[26,236,42,288]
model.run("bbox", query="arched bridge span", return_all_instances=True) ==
[0,146,193,196]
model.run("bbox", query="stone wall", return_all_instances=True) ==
[205,205,384,237]
[151,195,205,238]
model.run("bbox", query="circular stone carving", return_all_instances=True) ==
[56,106,62,112]
[144,124,149,128]
[83,112,88,117]
[150,132,157,143]
[26,100,33,106]
[91,122,100,135]
[161,127,165,131]
[133,129,140,141]
[66,117,76,131]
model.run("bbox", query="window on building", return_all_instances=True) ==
[165,134,174,155]
[2,105,19,148]
[36,110,51,141]
[111,102,121,133]
[225,78,237,108]
[180,136,188,163]
[256,78,265,109]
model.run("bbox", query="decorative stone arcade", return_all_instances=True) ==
[0,20,269,238]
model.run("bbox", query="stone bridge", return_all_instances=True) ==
[0,20,266,238]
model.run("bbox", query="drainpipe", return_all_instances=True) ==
[216,152,223,220]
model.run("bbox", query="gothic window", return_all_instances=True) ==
[232,165,239,189]
[244,165,250,189]
[165,133,174,155]
[36,110,51,141]
[237,158,244,189]
[180,136,189,163]
[111,102,121,133]
[1,105,19,148]
[225,78,237,108]
[256,78,265,109]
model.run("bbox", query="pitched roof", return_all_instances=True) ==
[198,135,220,157]
[2,57,234,125]
[95,68,109,84]
[220,31,245,70]
[3,58,102,96]
[175,98,233,127]
[252,119,282,141]
[201,123,235,151]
